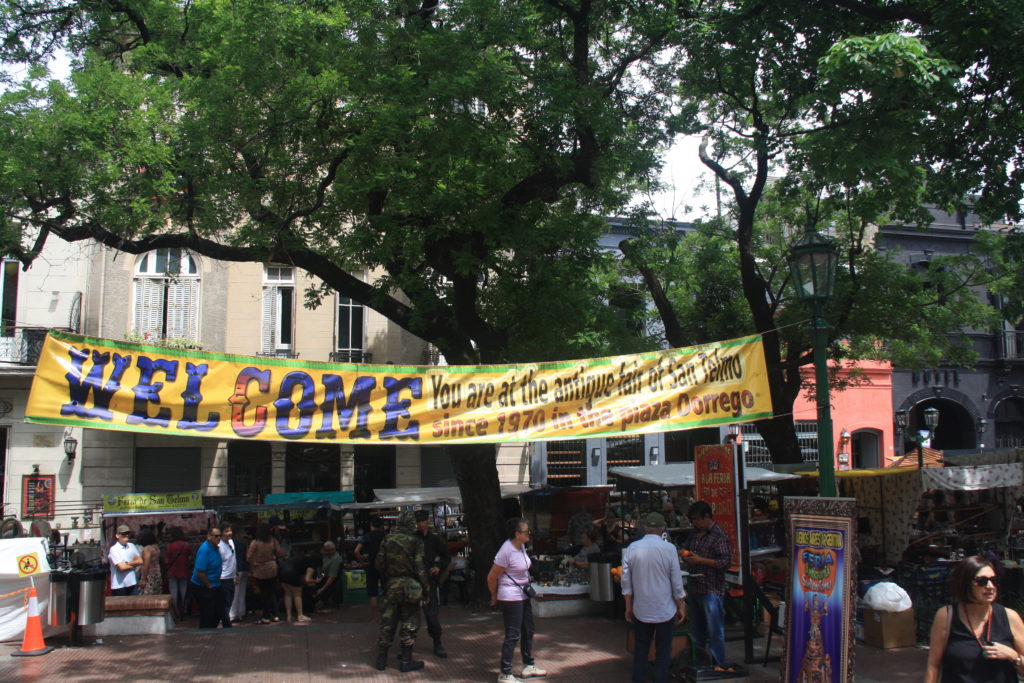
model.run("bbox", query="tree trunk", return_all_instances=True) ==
[756,414,803,465]
[450,443,506,603]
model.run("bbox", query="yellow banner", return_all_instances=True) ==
[102,490,204,512]
[26,331,774,444]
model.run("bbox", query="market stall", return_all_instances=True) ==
[799,457,1024,645]
[100,491,215,551]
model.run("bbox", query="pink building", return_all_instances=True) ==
[790,360,897,470]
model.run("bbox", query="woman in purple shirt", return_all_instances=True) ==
[487,518,548,683]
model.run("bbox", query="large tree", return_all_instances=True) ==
[0,0,684,596]
[623,0,1024,463]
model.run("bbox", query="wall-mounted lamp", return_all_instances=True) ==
[649,446,660,466]
[32,463,40,475]
[63,435,78,464]
[591,447,601,467]
[977,417,988,448]
[839,429,851,453]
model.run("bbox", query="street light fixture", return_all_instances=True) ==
[788,227,839,497]
[897,407,940,469]
[63,435,78,465]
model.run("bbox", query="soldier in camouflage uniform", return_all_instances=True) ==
[375,509,430,672]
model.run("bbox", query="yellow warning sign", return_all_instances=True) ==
[17,552,41,578]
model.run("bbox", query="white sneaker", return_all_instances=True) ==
[497,675,522,683]
[521,664,547,678]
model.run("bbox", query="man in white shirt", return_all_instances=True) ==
[218,524,238,628]
[621,512,686,683]
[108,524,143,596]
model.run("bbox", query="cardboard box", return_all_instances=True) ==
[862,607,916,648]
[626,628,691,663]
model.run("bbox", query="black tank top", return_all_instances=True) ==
[941,602,1016,683]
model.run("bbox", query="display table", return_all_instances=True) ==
[530,582,602,618]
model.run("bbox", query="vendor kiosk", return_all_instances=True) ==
[100,490,214,552]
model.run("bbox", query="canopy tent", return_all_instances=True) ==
[921,462,1024,491]
[372,484,535,505]
[609,462,800,489]
[264,491,354,505]
[798,462,1024,564]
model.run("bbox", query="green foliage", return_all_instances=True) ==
[0,0,689,364]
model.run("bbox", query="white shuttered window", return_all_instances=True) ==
[131,249,200,342]
[262,266,295,355]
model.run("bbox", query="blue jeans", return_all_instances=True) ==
[632,618,674,683]
[689,592,725,666]
[499,599,535,675]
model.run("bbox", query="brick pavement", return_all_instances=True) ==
[0,600,927,681]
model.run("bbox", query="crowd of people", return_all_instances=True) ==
[105,522,344,628]
[103,504,738,683]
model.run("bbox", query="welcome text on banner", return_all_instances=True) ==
[25,331,774,444]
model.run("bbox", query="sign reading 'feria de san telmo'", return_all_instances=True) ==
[102,490,203,513]
[26,331,775,445]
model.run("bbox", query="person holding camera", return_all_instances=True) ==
[487,517,547,683]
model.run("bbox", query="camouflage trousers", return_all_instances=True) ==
[377,578,421,649]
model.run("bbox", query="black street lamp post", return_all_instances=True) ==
[788,228,839,497]
[895,407,940,468]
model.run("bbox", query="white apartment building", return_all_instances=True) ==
[0,241,532,538]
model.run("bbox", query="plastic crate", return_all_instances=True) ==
[913,563,952,599]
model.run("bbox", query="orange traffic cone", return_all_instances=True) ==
[11,585,54,657]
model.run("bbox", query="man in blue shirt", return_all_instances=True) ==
[191,528,223,629]
[622,512,686,683]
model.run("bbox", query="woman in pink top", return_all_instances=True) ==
[487,518,547,683]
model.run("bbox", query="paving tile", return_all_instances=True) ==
[0,601,928,681]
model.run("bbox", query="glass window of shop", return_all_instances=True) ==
[228,441,272,498]
[135,447,201,492]
[285,443,341,492]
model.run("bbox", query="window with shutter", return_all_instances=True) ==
[262,266,294,355]
[131,249,201,343]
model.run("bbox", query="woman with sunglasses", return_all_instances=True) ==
[925,555,1024,682]
[487,518,547,683]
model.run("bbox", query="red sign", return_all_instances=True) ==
[694,444,738,570]
[22,475,55,519]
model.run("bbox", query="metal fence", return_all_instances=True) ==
[740,421,820,466]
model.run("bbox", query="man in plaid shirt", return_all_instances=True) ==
[682,501,732,667]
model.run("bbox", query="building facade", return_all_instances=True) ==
[878,207,1024,458]
[0,242,528,537]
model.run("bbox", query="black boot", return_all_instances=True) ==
[375,646,389,671]
[398,646,425,672]
[433,638,448,658]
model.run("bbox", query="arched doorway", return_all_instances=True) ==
[901,398,976,453]
[851,430,881,469]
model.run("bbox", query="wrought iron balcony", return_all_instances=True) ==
[996,330,1024,360]
[0,327,59,366]
[329,349,371,363]
[256,350,300,359]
